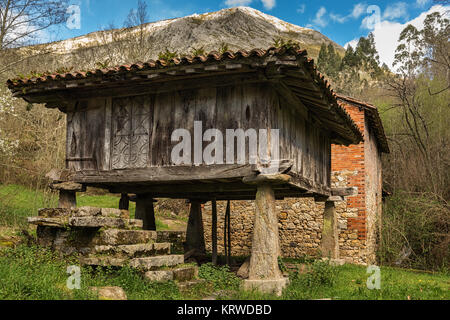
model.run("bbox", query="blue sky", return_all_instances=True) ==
[48,0,448,67]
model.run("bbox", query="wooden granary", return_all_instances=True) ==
[8,47,363,294]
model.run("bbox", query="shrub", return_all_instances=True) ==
[198,263,241,291]
[298,260,339,287]
[378,192,449,271]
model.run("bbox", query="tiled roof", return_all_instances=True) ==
[7,47,364,145]
[336,94,390,153]
[7,48,300,87]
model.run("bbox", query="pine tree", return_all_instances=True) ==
[317,43,328,73]
[341,45,359,69]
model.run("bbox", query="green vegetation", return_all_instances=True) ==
[0,184,169,230]
[158,49,178,61]
[316,33,385,95]
[198,263,241,291]
[0,245,447,300]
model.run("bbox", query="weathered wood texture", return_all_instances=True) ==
[135,195,156,231]
[65,82,332,195]
[185,201,206,254]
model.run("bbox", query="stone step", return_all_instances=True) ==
[144,266,198,282]
[38,207,130,219]
[156,231,186,253]
[129,255,185,270]
[94,243,171,258]
[94,229,157,246]
[28,216,143,230]
[81,254,185,270]
[69,217,143,229]
[177,279,208,292]
[28,216,69,228]
[80,256,127,267]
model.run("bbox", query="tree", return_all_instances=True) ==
[123,0,151,61]
[341,45,359,69]
[317,43,328,73]
[0,0,68,49]
[327,43,341,76]
[386,11,450,197]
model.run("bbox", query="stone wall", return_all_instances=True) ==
[203,198,324,258]
[202,102,383,265]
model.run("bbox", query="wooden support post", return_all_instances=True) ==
[58,190,76,209]
[224,200,231,265]
[135,195,156,231]
[185,200,206,254]
[211,199,218,265]
[243,177,289,296]
[321,200,339,259]
[119,193,129,210]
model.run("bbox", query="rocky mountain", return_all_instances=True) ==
[20,6,344,68]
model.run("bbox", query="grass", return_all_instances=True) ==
[0,184,169,230]
[0,244,448,300]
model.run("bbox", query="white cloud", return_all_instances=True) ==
[383,2,409,20]
[330,13,347,23]
[351,3,367,19]
[224,0,252,6]
[312,6,328,28]
[224,0,275,10]
[330,3,367,24]
[372,5,448,68]
[261,0,276,10]
[416,0,431,8]
[297,4,306,14]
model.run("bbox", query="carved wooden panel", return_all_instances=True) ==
[111,97,150,169]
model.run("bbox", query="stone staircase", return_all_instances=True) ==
[28,206,199,286]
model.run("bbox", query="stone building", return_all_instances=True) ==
[203,94,389,265]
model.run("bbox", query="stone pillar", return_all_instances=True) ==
[242,174,290,296]
[321,199,340,259]
[50,182,84,209]
[185,200,206,254]
[135,195,156,231]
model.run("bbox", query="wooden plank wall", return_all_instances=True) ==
[65,83,331,188]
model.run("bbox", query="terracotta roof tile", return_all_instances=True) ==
[336,94,390,153]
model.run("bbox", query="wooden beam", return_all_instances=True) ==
[71,164,259,184]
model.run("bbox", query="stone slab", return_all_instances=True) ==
[94,243,171,258]
[177,279,208,292]
[129,255,184,270]
[80,256,127,267]
[93,229,157,246]
[28,217,68,228]
[90,286,127,300]
[50,182,85,192]
[144,266,198,282]
[243,278,290,297]
[38,208,71,218]
[69,217,143,229]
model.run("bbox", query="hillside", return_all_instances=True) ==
[9,6,344,74]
